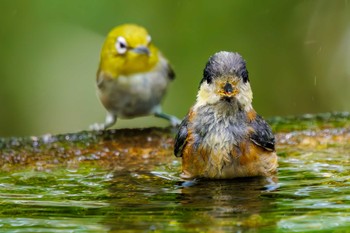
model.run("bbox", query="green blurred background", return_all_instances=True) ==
[0,0,349,137]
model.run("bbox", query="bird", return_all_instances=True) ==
[91,24,180,130]
[174,51,278,179]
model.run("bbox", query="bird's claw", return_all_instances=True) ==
[169,116,181,127]
[89,123,106,131]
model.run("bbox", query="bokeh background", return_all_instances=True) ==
[0,0,349,137]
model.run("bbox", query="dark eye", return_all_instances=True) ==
[115,36,128,54]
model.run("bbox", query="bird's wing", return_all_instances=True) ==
[159,54,175,80]
[249,114,275,152]
[167,63,175,80]
[174,114,189,157]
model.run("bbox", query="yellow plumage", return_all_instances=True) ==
[99,24,159,77]
[91,24,179,130]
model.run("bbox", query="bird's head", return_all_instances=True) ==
[99,24,159,77]
[195,51,253,112]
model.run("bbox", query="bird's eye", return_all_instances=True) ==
[146,35,152,44]
[115,36,128,54]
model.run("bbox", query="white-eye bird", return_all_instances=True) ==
[91,24,180,130]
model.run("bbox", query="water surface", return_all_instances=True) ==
[0,113,350,232]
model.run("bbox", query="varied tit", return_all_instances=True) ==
[91,24,180,130]
[174,51,278,179]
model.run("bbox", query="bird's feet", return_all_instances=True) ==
[89,113,117,131]
[154,112,181,127]
[89,123,106,131]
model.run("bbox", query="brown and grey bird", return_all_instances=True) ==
[174,51,278,179]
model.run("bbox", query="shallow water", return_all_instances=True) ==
[0,113,350,232]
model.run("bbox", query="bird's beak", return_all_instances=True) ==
[132,46,150,56]
[219,81,238,97]
[224,82,233,94]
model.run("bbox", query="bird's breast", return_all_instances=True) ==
[97,63,170,118]
[188,107,253,178]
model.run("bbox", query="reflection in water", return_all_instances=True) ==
[178,177,276,211]
[106,169,279,232]
[176,178,279,231]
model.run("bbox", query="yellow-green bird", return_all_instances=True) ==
[91,24,180,130]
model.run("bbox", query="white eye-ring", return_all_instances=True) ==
[115,36,128,54]
[146,35,152,44]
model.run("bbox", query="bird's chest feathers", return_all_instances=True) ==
[118,72,153,92]
[97,68,169,117]
[116,72,166,94]
[101,69,167,98]
[193,106,249,164]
